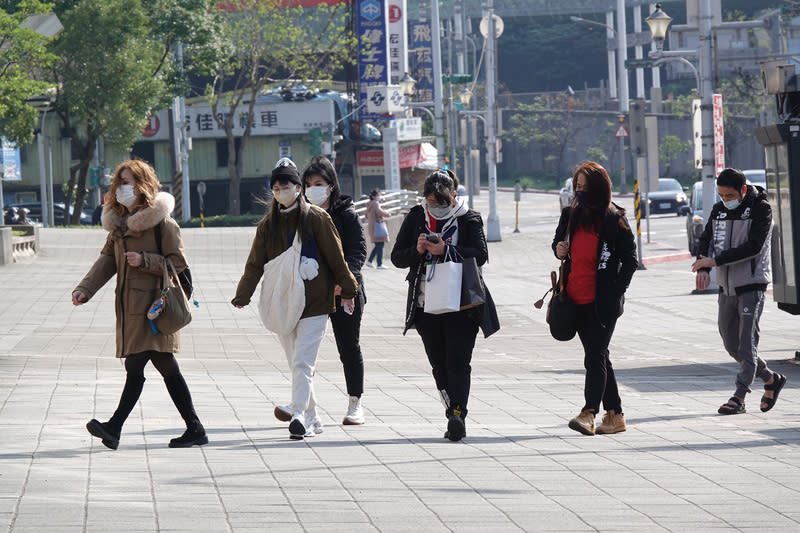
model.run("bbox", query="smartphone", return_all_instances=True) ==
[426,233,440,243]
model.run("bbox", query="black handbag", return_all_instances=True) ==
[535,260,577,341]
[460,257,486,310]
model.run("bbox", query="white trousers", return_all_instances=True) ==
[276,314,327,422]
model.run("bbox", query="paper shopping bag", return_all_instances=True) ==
[424,260,463,315]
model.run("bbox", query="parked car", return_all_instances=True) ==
[7,202,93,225]
[684,181,720,255]
[640,178,688,216]
[743,169,766,190]
[559,178,573,210]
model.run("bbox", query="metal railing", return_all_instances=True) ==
[353,190,421,223]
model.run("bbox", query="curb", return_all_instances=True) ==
[642,251,692,266]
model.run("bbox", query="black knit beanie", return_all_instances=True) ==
[269,158,301,188]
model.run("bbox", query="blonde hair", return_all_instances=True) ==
[106,159,161,216]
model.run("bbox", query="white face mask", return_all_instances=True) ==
[426,201,453,220]
[306,185,331,206]
[116,184,137,208]
[723,198,741,211]
[274,186,299,208]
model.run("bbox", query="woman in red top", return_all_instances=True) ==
[552,162,638,436]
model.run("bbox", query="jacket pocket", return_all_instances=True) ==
[125,276,160,315]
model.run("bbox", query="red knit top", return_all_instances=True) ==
[566,228,598,305]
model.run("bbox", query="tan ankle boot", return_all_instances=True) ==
[596,410,626,435]
[568,409,596,435]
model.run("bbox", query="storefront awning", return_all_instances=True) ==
[356,142,438,176]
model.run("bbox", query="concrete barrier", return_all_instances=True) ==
[0,227,11,266]
[0,224,40,264]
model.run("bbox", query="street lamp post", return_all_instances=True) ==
[569,15,617,100]
[646,2,715,230]
[483,0,501,242]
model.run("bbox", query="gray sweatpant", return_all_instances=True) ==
[718,290,773,399]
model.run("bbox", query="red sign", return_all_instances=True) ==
[614,124,629,138]
[217,0,345,10]
[357,145,424,169]
[389,4,402,23]
[713,93,725,176]
[142,114,160,137]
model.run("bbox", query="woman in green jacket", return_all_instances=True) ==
[232,159,358,440]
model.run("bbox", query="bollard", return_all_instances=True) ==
[634,179,645,270]
[513,180,521,233]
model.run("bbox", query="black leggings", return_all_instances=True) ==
[124,351,180,379]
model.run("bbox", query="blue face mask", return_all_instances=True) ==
[723,198,741,211]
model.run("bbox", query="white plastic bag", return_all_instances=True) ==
[424,256,463,315]
[258,231,305,334]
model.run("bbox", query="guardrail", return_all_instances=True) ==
[353,190,421,223]
[0,224,39,265]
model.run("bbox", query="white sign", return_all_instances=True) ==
[185,100,333,139]
[645,115,659,191]
[692,99,702,169]
[614,124,629,138]
[388,1,408,85]
[383,126,401,190]
[279,139,291,159]
[366,85,405,115]
[394,117,422,140]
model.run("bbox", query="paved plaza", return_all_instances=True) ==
[1,191,799,532]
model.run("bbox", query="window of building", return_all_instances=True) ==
[217,137,241,168]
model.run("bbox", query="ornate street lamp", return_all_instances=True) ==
[645,3,673,52]
[399,73,416,97]
[458,87,472,106]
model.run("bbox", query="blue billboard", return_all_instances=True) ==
[409,21,434,102]
[1,138,21,181]
[357,0,391,121]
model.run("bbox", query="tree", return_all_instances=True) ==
[508,94,585,176]
[206,0,353,215]
[658,134,692,178]
[48,0,222,224]
[0,1,57,145]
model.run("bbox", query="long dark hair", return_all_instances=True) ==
[265,178,311,250]
[569,161,612,234]
[423,169,459,205]
[301,155,341,206]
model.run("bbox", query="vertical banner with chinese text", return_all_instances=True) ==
[713,93,725,176]
[387,0,408,85]
[408,21,434,102]
[357,0,391,121]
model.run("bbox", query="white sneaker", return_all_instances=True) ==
[343,396,365,425]
[365,261,375,268]
[305,416,324,436]
[376,265,389,270]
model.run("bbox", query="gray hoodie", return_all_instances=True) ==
[697,185,772,296]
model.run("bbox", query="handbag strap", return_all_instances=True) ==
[162,258,188,299]
[558,259,566,293]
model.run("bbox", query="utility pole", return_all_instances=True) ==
[699,0,715,230]
[431,0,446,168]
[173,43,191,222]
[485,0,501,242]
[616,0,629,194]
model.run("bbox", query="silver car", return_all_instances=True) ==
[559,178,573,210]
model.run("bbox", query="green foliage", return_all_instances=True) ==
[206,0,354,215]
[179,214,262,228]
[585,146,608,164]
[0,0,58,144]
[508,94,584,175]
[519,177,534,191]
[659,134,692,177]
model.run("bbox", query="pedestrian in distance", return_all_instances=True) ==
[552,161,637,436]
[295,155,368,425]
[72,159,207,450]
[366,188,391,269]
[232,158,358,440]
[691,167,787,415]
[391,169,498,442]
[16,207,31,225]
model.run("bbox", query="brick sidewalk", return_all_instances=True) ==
[1,200,799,531]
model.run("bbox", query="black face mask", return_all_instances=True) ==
[574,190,587,205]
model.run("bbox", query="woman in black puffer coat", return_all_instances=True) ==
[289,156,370,426]
[391,169,498,442]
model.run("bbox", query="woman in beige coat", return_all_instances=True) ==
[72,160,206,450]
[366,188,391,269]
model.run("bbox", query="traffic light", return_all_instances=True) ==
[307,128,322,155]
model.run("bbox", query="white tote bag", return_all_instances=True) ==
[423,254,463,315]
[258,231,306,334]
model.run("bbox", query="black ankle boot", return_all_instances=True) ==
[164,373,207,447]
[86,419,121,450]
[169,421,208,448]
[444,405,467,442]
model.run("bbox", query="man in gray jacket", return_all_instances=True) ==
[691,168,787,415]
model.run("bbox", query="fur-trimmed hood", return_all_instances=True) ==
[102,192,175,233]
